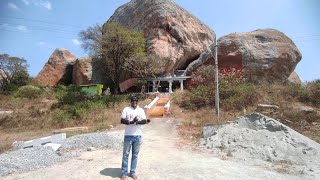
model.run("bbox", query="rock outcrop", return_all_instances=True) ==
[72,57,92,85]
[185,45,214,74]
[33,48,77,87]
[106,0,215,73]
[218,29,302,83]
[186,29,302,83]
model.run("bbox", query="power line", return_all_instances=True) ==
[0,15,86,29]
[0,29,78,40]
[0,22,79,34]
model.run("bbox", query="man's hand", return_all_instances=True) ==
[133,116,139,122]
[129,120,135,124]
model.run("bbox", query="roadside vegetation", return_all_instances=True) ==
[171,66,320,144]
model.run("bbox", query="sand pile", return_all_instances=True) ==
[200,113,320,173]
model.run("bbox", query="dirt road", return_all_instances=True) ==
[3,118,306,180]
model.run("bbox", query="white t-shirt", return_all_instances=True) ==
[121,105,147,136]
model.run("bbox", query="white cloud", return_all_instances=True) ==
[25,0,52,10]
[41,1,52,10]
[8,3,19,10]
[37,41,47,46]
[16,25,28,32]
[22,0,30,5]
[34,0,52,10]
[72,39,81,46]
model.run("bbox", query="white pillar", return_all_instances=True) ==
[169,80,173,93]
[180,80,184,91]
[152,81,156,92]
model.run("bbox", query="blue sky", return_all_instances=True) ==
[0,0,319,82]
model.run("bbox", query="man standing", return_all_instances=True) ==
[120,96,150,180]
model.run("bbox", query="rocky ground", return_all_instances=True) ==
[1,114,319,180]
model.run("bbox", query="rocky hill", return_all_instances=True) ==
[34,0,302,87]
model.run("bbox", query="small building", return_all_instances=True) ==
[80,84,103,96]
[145,70,191,93]
[118,70,191,93]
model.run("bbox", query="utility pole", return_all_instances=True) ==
[214,38,220,119]
[208,37,220,120]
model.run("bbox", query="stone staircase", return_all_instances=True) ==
[146,94,170,117]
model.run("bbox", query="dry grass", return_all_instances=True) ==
[0,94,123,150]
[1,81,320,154]
[0,95,150,153]
[0,98,56,130]
[0,128,53,153]
[81,101,129,131]
[302,124,320,143]
[169,102,256,146]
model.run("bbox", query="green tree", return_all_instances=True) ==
[0,54,30,92]
[78,23,102,55]
[79,23,146,93]
[124,54,165,78]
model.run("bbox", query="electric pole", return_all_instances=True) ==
[208,37,220,120]
[214,38,219,119]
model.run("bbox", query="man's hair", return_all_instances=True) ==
[131,96,138,102]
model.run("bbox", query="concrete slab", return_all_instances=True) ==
[22,133,66,149]
[43,143,61,151]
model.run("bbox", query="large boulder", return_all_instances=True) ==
[217,29,302,83]
[106,0,215,73]
[186,29,302,83]
[33,48,77,87]
[72,57,92,85]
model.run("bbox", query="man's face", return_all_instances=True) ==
[131,100,138,109]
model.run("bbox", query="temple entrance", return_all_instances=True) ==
[145,73,191,93]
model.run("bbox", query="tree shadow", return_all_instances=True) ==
[100,168,121,178]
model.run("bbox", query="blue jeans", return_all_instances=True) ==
[121,135,141,176]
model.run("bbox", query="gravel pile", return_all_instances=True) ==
[0,131,123,177]
[59,131,123,152]
[200,113,320,172]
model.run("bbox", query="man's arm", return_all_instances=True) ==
[135,119,151,125]
[120,107,134,125]
[120,118,135,125]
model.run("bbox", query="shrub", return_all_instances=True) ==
[188,65,215,86]
[300,80,320,106]
[220,80,257,111]
[55,85,88,105]
[50,93,129,128]
[188,85,214,109]
[261,82,319,109]
[51,109,71,127]
[281,83,303,100]
[14,85,43,99]
[281,109,320,125]
[176,66,256,110]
